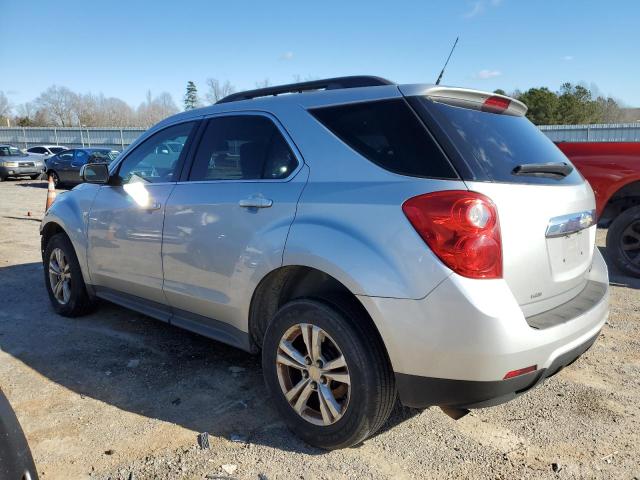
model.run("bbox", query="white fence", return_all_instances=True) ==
[538,123,640,142]
[0,127,145,151]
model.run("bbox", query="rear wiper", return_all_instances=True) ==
[512,162,573,178]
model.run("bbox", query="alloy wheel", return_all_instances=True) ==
[276,323,351,426]
[620,218,640,266]
[49,248,71,304]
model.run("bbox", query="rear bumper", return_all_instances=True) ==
[396,330,599,408]
[357,247,609,407]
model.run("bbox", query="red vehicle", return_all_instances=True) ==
[557,142,640,277]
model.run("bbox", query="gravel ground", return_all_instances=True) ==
[0,178,639,480]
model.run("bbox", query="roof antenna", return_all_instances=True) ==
[435,37,459,85]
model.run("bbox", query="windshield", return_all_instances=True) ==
[412,97,583,185]
[0,146,26,157]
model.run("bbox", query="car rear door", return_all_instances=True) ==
[86,121,197,307]
[162,113,308,339]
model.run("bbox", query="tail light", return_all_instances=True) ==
[402,190,502,279]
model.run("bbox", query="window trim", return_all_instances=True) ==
[108,119,200,186]
[179,110,305,185]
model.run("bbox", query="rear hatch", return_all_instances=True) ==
[403,86,597,316]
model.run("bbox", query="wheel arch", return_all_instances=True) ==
[600,180,640,225]
[248,265,392,367]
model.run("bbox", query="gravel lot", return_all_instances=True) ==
[1,178,639,480]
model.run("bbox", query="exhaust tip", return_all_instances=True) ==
[440,405,470,420]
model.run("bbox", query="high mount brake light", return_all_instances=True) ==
[402,191,502,279]
[482,96,511,114]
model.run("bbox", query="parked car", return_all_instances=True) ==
[0,144,45,181]
[26,145,68,158]
[44,148,119,187]
[40,76,609,449]
[556,142,640,277]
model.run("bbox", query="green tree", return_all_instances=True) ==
[493,89,507,96]
[557,83,598,124]
[516,87,559,125]
[184,81,199,110]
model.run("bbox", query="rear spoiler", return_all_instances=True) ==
[399,85,528,117]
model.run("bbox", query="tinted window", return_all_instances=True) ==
[413,97,583,185]
[117,122,194,184]
[310,99,457,179]
[50,147,66,154]
[74,150,89,164]
[88,151,115,163]
[29,147,46,154]
[58,150,74,161]
[189,115,297,181]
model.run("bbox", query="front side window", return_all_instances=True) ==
[189,115,298,181]
[58,150,74,161]
[29,147,46,154]
[116,122,195,184]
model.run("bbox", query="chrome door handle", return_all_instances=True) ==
[145,201,162,211]
[239,196,273,208]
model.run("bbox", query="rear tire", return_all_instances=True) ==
[262,298,396,449]
[43,233,95,316]
[606,205,640,277]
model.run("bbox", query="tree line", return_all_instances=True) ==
[0,80,631,129]
[0,78,243,129]
[495,83,627,125]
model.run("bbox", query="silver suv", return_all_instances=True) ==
[41,76,609,449]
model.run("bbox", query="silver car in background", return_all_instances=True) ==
[0,144,45,181]
[40,76,609,449]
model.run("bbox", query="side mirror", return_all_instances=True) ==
[81,163,110,184]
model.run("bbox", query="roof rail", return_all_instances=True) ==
[216,75,394,104]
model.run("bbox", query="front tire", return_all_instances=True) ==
[262,298,396,449]
[43,233,95,316]
[29,174,41,180]
[606,205,640,277]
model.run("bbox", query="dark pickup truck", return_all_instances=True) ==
[557,142,640,277]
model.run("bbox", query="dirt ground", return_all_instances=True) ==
[0,178,639,480]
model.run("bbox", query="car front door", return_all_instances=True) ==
[162,113,308,340]
[51,149,74,181]
[86,121,197,308]
[68,149,89,183]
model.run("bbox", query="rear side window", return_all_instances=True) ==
[310,99,457,179]
[412,97,583,185]
[189,115,298,181]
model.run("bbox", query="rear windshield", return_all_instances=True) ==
[412,97,583,185]
[310,99,458,179]
[50,147,66,153]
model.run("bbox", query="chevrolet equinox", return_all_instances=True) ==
[41,76,609,449]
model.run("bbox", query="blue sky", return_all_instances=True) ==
[1,0,639,108]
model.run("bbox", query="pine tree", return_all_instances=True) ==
[184,81,199,110]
